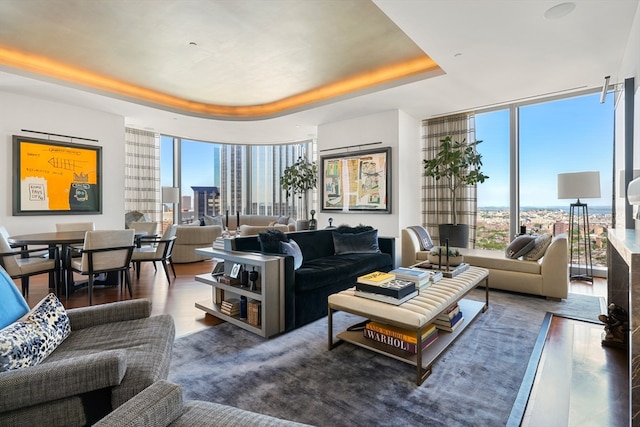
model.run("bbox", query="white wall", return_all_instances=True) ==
[316,109,421,266]
[0,92,126,235]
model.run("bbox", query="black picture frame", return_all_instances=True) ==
[12,135,103,215]
[320,147,391,213]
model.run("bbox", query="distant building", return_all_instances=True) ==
[191,186,220,220]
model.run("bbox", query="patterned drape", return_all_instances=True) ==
[421,113,477,247]
[124,128,161,222]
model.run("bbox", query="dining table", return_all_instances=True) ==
[8,230,145,296]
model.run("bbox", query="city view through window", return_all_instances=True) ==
[475,92,614,267]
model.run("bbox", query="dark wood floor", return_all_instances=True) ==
[21,264,623,425]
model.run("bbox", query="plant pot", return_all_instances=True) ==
[296,220,310,231]
[438,224,469,248]
[428,254,463,267]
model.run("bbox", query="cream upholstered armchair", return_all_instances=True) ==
[131,225,177,283]
[0,231,59,297]
[65,230,135,305]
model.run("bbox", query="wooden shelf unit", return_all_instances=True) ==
[194,247,284,338]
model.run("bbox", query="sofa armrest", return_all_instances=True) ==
[401,228,421,266]
[378,236,395,265]
[0,350,126,412]
[540,234,569,299]
[66,299,152,330]
[93,380,183,427]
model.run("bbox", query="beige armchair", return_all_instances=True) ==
[65,230,135,305]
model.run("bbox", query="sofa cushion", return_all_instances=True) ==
[277,215,290,225]
[523,233,553,261]
[295,253,392,292]
[0,293,71,371]
[202,215,224,228]
[280,239,303,270]
[463,249,542,274]
[258,229,288,254]
[332,229,381,255]
[505,235,536,259]
[239,224,289,237]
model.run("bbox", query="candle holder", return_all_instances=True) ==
[249,267,259,291]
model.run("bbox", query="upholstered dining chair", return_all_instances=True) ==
[65,229,135,305]
[129,221,159,248]
[55,222,96,232]
[131,225,177,283]
[0,231,59,297]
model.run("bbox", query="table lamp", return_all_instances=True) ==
[557,171,601,282]
[162,187,180,224]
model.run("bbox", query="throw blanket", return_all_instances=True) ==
[409,226,434,251]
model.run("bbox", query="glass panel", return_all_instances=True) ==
[476,109,511,250]
[160,135,175,231]
[181,139,221,224]
[519,93,613,267]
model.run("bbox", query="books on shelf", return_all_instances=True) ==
[353,289,418,305]
[220,298,240,316]
[357,271,396,285]
[433,303,464,332]
[247,299,261,326]
[366,320,435,344]
[363,322,438,354]
[355,277,416,299]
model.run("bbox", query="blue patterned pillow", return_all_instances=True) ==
[0,293,71,372]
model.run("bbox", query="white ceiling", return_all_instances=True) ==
[0,0,638,144]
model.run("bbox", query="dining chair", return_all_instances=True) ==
[65,229,135,305]
[55,222,96,232]
[129,221,159,247]
[0,231,59,297]
[131,225,177,283]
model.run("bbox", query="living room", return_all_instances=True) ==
[1,1,639,426]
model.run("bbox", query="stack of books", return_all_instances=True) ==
[220,298,241,316]
[389,267,437,288]
[363,320,438,354]
[247,299,261,326]
[433,303,464,332]
[354,271,418,305]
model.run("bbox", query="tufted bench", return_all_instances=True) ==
[328,267,489,385]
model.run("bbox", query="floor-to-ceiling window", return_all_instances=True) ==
[161,135,312,225]
[475,90,614,271]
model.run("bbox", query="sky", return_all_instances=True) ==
[476,91,614,208]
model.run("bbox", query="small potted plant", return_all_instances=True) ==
[423,136,489,247]
[428,246,463,266]
[281,156,317,230]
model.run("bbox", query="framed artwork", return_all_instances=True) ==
[12,135,102,215]
[320,147,391,213]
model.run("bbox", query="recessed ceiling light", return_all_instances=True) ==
[188,41,198,46]
[454,53,463,58]
[544,2,576,20]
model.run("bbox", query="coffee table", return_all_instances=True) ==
[328,266,489,385]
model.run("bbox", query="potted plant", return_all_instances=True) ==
[281,156,318,230]
[423,136,489,247]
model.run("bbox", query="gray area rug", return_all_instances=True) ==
[169,289,603,427]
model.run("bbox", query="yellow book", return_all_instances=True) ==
[357,271,395,285]
[366,321,436,344]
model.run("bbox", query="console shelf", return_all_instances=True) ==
[194,247,284,338]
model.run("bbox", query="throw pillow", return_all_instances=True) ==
[258,229,288,254]
[202,214,224,228]
[277,216,290,225]
[523,233,553,261]
[505,235,537,259]
[280,239,303,270]
[0,293,71,372]
[334,224,374,234]
[0,267,30,329]
[333,229,381,255]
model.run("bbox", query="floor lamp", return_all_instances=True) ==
[557,171,601,282]
[162,186,180,225]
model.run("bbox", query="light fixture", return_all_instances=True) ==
[162,187,180,225]
[544,2,576,20]
[600,75,610,104]
[557,171,601,282]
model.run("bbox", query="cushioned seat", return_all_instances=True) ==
[462,249,541,274]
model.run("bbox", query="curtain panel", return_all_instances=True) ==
[421,113,478,247]
[124,128,161,223]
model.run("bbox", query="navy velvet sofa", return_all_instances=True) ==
[231,228,395,331]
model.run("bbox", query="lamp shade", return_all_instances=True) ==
[162,187,180,204]
[628,177,640,205]
[557,171,601,200]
